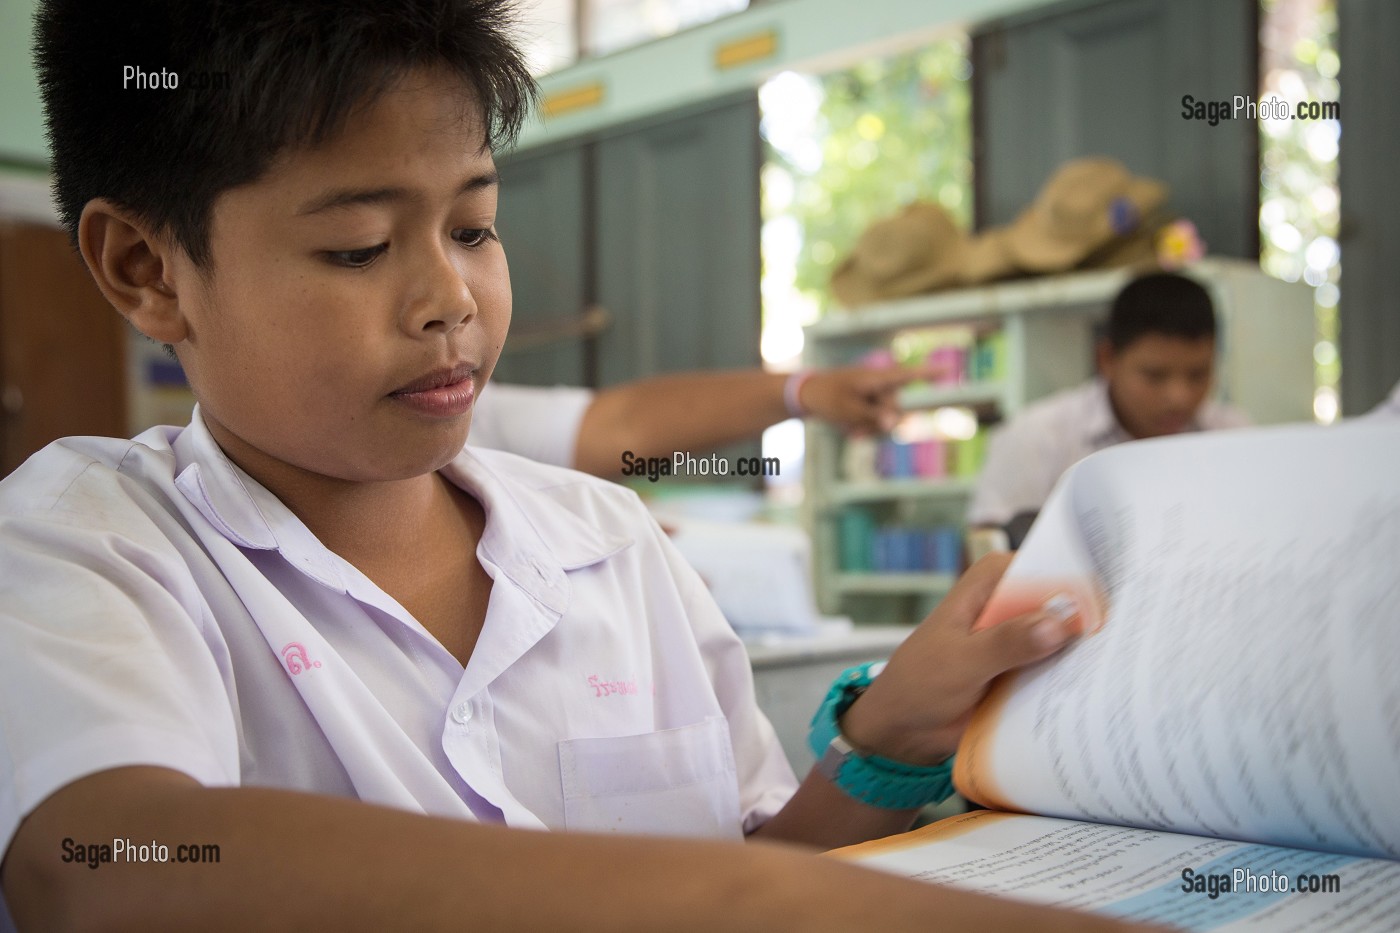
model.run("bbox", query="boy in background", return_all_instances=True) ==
[969,271,1250,529]
[1367,379,1400,420]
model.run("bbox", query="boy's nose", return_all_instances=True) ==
[404,246,477,334]
[1164,381,1197,408]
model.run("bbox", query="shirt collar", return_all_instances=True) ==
[1084,379,1129,448]
[445,449,633,615]
[172,405,279,551]
[1085,379,1211,448]
[170,406,633,609]
[172,406,349,591]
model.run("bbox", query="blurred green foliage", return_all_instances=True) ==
[1259,0,1340,403]
[762,40,973,316]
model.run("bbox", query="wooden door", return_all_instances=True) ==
[972,0,1258,259]
[494,144,591,386]
[494,93,763,394]
[593,93,762,385]
[0,223,128,477]
[1338,0,1400,412]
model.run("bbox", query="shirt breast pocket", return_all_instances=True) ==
[557,716,742,840]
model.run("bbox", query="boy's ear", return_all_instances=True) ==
[1094,337,1115,378]
[77,199,190,345]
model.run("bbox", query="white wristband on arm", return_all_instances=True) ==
[784,370,814,418]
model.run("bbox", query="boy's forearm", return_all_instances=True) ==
[4,767,1147,933]
[572,370,789,476]
[5,768,783,933]
[750,769,921,851]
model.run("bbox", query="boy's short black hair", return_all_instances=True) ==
[34,0,537,267]
[1105,271,1218,352]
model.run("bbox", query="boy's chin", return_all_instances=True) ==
[336,424,473,483]
[392,435,473,479]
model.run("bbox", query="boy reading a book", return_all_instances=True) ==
[968,272,1250,530]
[0,2,1153,930]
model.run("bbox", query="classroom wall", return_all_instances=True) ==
[0,0,45,168]
[0,0,1062,167]
[516,0,1059,152]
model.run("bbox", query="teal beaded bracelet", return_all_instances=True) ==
[807,662,956,810]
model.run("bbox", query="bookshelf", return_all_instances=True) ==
[801,259,1315,625]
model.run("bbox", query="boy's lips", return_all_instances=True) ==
[389,362,478,417]
[1156,412,1192,434]
[390,361,478,395]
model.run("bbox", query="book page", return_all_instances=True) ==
[837,810,1400,932]
[954,422,1400,859]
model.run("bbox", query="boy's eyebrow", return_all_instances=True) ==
[295,171,500,216]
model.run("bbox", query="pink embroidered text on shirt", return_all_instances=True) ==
[587,674,639,698]
[281,642,322,675]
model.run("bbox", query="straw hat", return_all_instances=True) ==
[1079,219,1163,272]
[1004,157,1168,273]
[949,226,1017,287]
[1081,212,1204,272]
[830,202,967,307]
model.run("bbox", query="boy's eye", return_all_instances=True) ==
[1139,368,1169,385]
[326,244,388,268]
[455,227,498,248]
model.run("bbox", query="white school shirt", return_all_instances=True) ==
[967,379,1250,526]
[0,410,797,873]
[1368,380,1400,420]
[467,381,596,467]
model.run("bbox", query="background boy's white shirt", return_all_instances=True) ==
[0,409,798,869]
[1367,379,1400,420]
[966,379,1251,527]
[467,381,595,467]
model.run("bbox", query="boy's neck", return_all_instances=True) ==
[206,422,492,667]
[278,469,462,568]
[200,413,471,563]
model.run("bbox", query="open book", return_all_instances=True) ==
[836,421,1400,931]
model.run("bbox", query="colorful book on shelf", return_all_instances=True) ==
[838,516,962,575]
[836,421,1400,932]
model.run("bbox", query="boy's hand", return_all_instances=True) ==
[839,554,1080,766]
[799,365,940,435]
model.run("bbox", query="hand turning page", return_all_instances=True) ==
[840,421,1400,932]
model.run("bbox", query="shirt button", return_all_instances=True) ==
[451,702,473,725]
[532,561,556,588]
